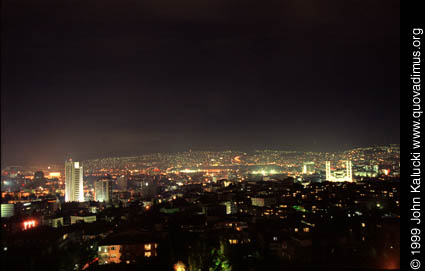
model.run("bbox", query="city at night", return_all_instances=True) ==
[0,0,408,270]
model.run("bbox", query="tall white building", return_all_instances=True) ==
[325,160,353,182]
[65,159,84,202]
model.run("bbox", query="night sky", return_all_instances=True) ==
[1,0,400,166]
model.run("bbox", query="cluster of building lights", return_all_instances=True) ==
[251,169,278,175]
[23,220,36,230]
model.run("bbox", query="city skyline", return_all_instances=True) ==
[1,144,400,177]
[1,144,399,168]
[1,141,400,270]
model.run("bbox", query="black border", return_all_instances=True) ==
[402,1,424,270]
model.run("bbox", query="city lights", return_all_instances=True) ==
[49,172,61,178]
[174,261,186,271]
[1,147,400,270]
[0,0,402,268]
[23,220,36,230]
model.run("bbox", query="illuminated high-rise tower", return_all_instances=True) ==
[325,161,332,181]
[345,160,352,181]
[65,159,84,202]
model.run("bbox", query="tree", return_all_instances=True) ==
[209,241,232,271]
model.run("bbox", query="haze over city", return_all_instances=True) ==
[1,0,400,166]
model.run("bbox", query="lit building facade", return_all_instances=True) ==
[1,204,14,218]
[98,243,158,264]
[70,215,96,224]
[65,159,84,202]
[95,178,112,203]
[223,201,237,215]
[302,162,315,174]
[251,197,277,207]
[325,160,353,182]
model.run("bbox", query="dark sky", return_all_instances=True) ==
[1,0,400,166]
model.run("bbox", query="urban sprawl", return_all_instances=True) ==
[1,145,400,270]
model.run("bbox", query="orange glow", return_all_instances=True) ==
[49,172,61,178]
[23,220,36,230]
[101,245,122,264]
[383,259,399,270]
[174,261,186,271]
